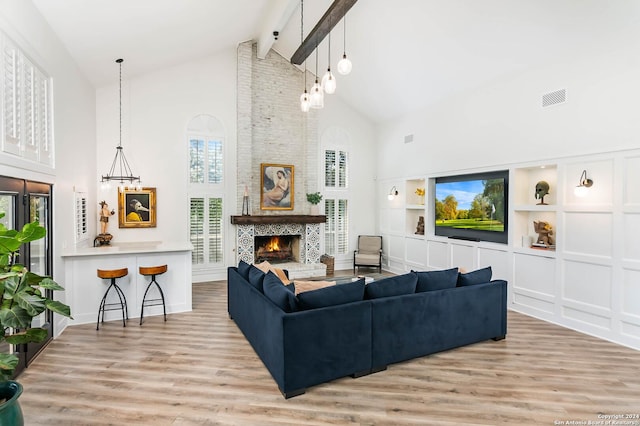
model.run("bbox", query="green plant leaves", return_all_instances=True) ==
[4,328,48,345]
[0,353,19,381]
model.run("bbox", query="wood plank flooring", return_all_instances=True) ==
[17,276,640,425]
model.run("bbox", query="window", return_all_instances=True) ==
[74,191,88,243]
[324,149,348,188]
[1,33,53,166]
[187,115,225,268]
[189,139,222,184]
[324,198,349,255]
[323,139,350,256]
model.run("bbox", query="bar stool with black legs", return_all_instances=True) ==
[96,268,129,330]
[139,264,168,325]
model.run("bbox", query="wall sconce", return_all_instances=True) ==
[574,169,594,197]
[388,186,398,200]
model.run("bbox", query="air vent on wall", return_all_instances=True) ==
[542,89,567,107]
[404,134,414,144]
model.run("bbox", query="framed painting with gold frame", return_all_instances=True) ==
[118,187,157,228]
[260,163,294,210]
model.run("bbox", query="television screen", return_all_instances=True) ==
[434,170,508,244]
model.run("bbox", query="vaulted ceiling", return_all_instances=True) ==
[32,0,639,123]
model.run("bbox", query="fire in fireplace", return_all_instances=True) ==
[255,235,299,263]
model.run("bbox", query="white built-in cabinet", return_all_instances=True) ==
[379,148,640,350]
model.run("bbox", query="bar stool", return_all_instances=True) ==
[139,264,168,325]
[96,268,129,330]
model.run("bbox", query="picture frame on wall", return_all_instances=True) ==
[260,163,294,210]
[118,187,157,228]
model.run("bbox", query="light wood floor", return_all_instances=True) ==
[17,275,640,425]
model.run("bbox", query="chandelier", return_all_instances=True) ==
[101,58,141,191]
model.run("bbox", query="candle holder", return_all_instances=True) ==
[242,195,250,216]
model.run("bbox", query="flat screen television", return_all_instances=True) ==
[434,170,508,244]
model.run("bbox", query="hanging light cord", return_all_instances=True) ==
[117,58,123,148]
[301,0,306,85]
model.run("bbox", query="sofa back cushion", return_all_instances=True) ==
[415,267,458,292]
[238,260,252,280]
[248,265,266,292]
[263,271,298,312]
[297,279,365,310]
[457,266,492,287]
[365,273,417,299]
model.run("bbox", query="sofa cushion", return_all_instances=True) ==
[255,260,291,285]
[263,271,298,312]
[248,265,266,292]
[238,260,252,280]
[415,267,459,292]
[297,279,365,310]
[457,266,493,287]
[365,273,418,299]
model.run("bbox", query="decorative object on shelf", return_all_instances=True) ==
[118,187,157,228]
[100,59,142,192]
[242,185,250,216]
[0,214,72,424]
[387,186,398,201]
[415,215,425,235]
[574,169,594,197]
[533,220,555,248]
[535,180,550,205]
[261,164,294,210]
[306,192,323,215]
[95,200,115,246]
[415,187,425,204]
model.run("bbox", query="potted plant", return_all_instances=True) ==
[306,192,323,215]
[0,213,72,424]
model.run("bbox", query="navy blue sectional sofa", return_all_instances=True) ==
[227,265,507,398]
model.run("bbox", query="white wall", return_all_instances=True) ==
[0,0,96,336]
[374,21,640,350]
[319,93,377,269]
[95,48,238,249]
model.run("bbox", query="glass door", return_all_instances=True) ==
[25,181,53,365]
[0,176,53,374]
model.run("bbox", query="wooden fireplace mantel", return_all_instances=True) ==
[230,215,326,225]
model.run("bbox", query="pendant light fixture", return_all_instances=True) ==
[321,21,336,94]
[299,0,310,112]
[100,59,142,191]
[337,8,352,75]
[309,47,324,109]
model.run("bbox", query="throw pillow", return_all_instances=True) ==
[248,265,266,292]
[365,273,418,299]
[457,266,493,287]
[293,280,336,295]
[263,271,298,312]
[237,260,252,280]
[415,267,459,292]
[255,260,291,285]
[297,279,365,310]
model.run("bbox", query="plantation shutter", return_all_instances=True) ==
[337,199,349,254]
[190,198,205,264]
[3,39,20,155]
[338,151,347,188]
[208,197,223,262]
[325,150,336,187]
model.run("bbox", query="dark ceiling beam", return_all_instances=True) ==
[290,0,358,65]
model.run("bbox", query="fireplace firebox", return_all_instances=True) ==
[254,235,300,264]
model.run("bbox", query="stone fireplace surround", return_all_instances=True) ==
[231,215,327,279]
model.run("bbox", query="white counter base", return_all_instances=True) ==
[62,242,192,326]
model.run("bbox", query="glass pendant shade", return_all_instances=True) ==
[337,54,352,75]
[300,90,311,112]
[310,80,324,109]
[321,69,336,94]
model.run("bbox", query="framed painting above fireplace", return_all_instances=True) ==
[261,163,294,210]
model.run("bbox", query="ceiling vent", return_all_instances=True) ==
[542,89,567,108]
[404,134,414,144]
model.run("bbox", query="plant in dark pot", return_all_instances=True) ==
[306,192,323,215]
[0,213,72,425]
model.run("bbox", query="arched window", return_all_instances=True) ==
[187,115,224,266]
